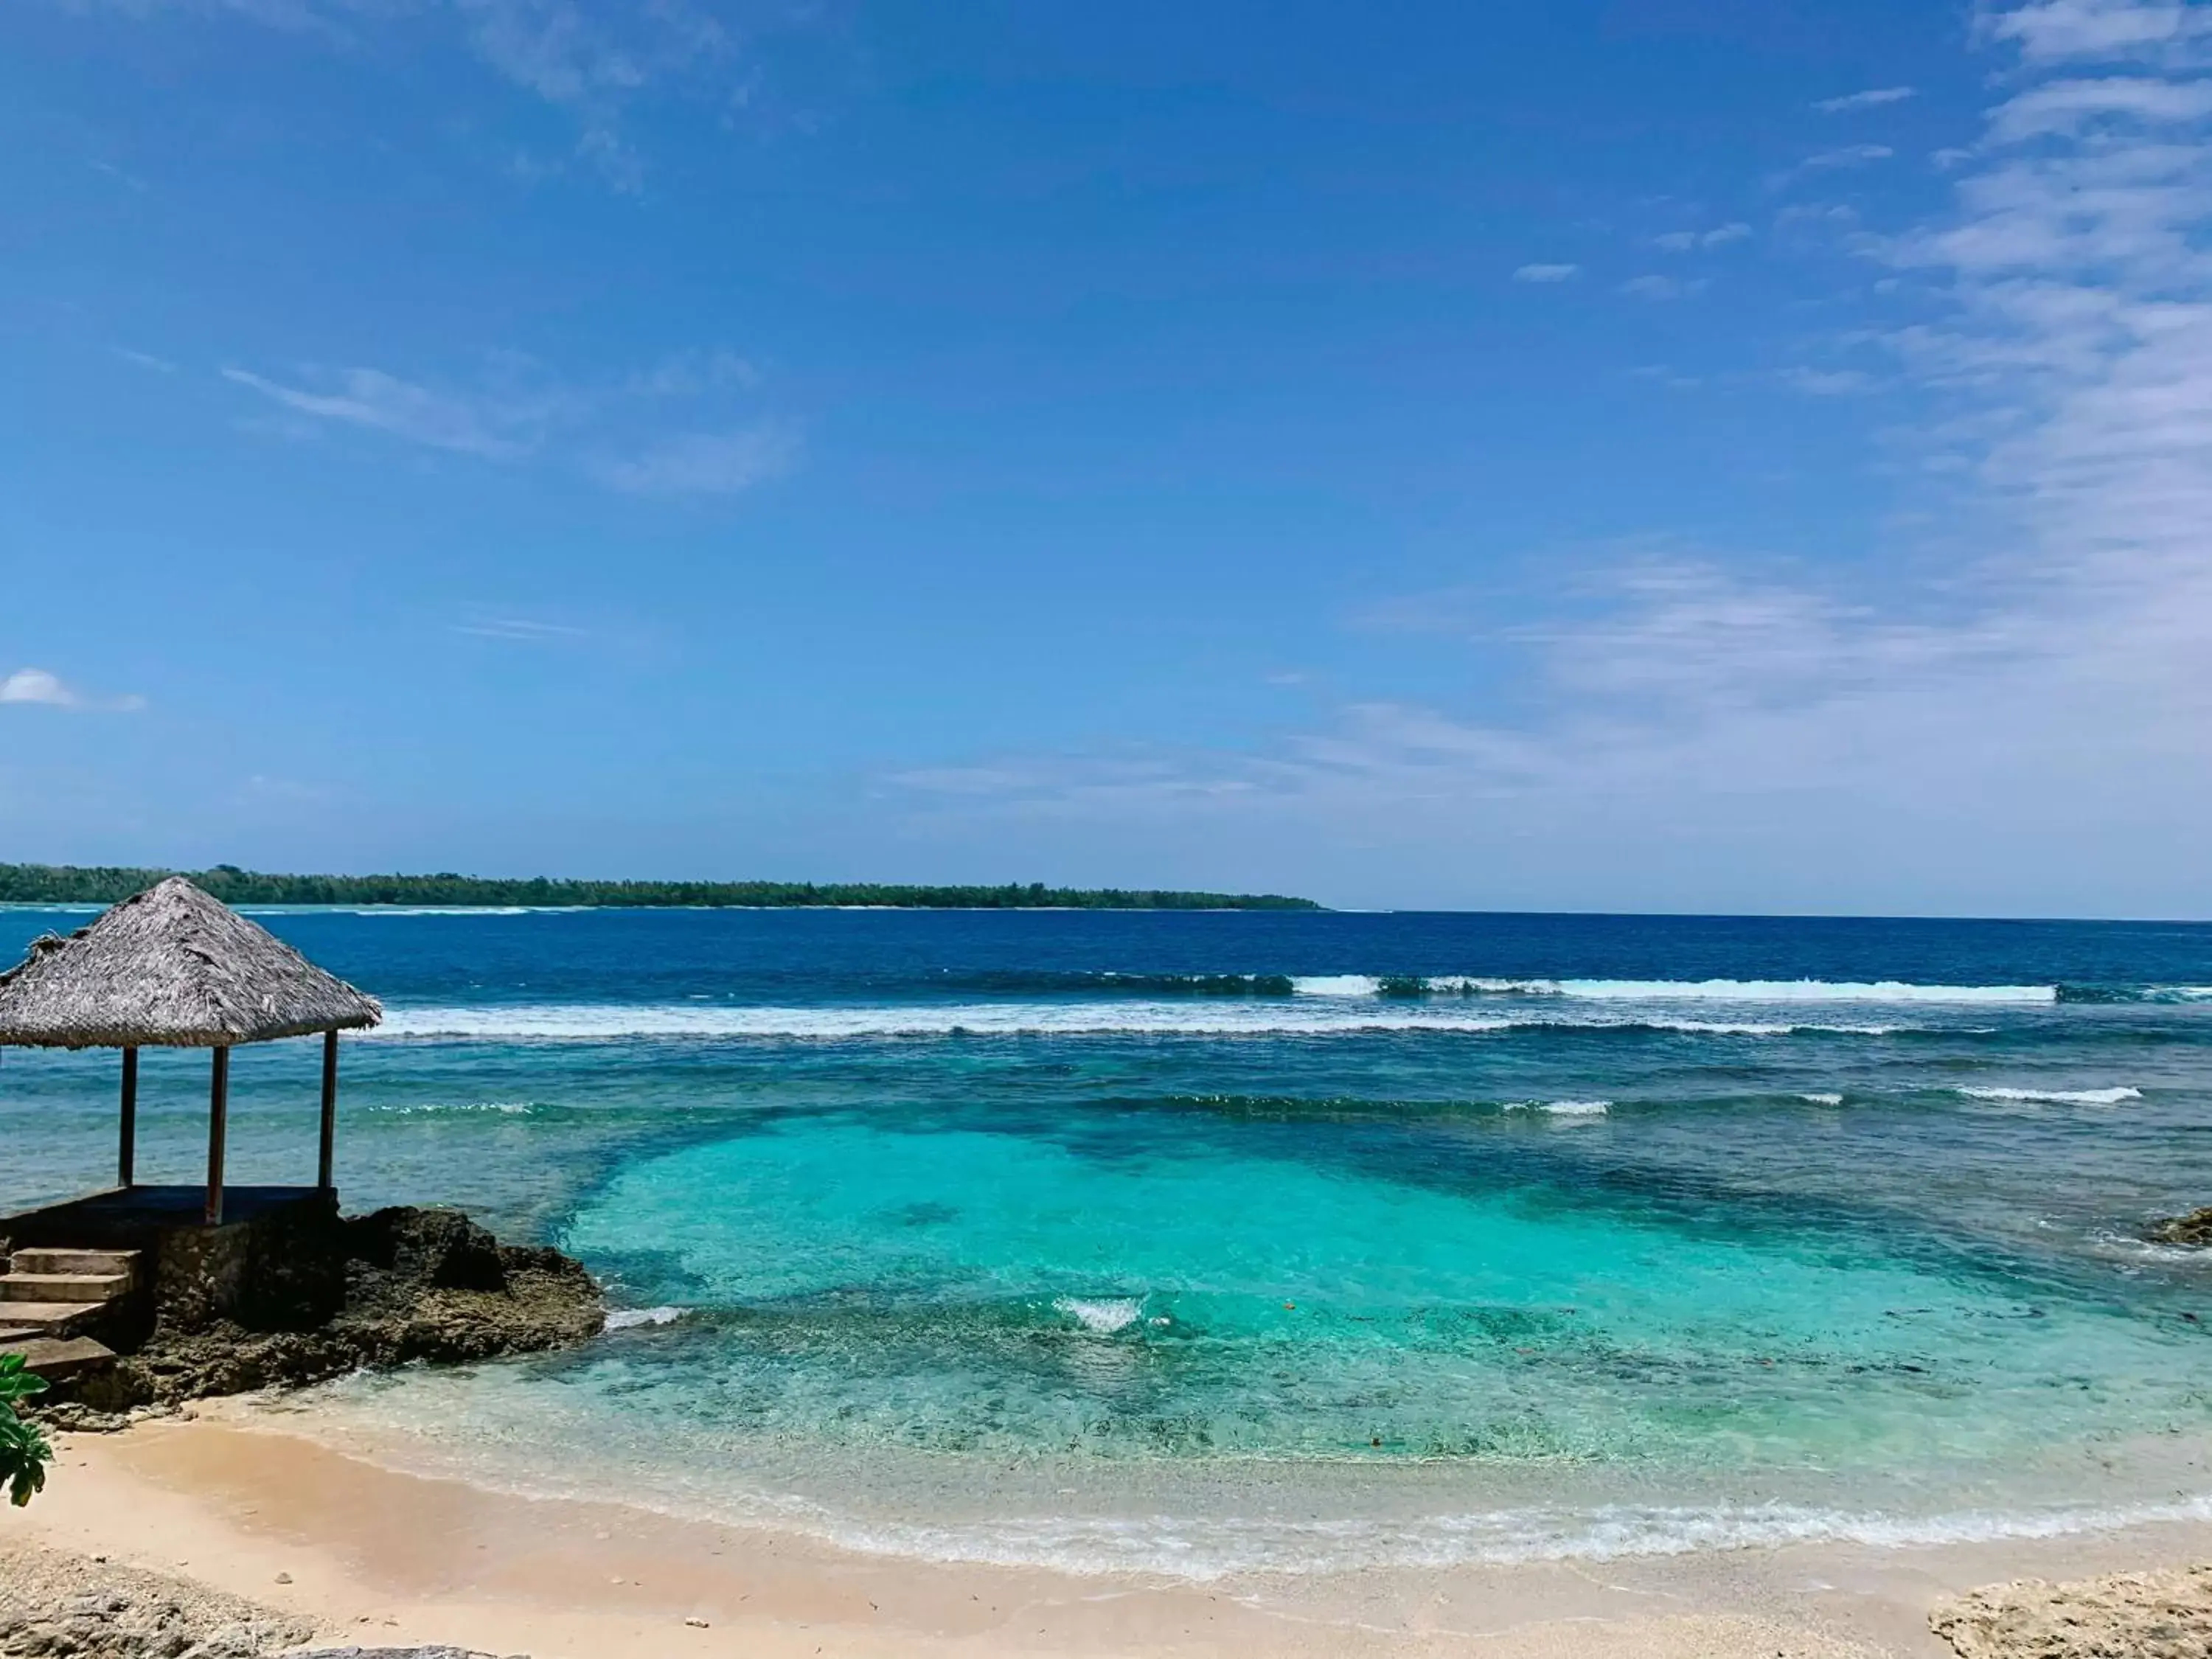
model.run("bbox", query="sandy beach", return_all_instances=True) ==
[1,1408,2208,1658]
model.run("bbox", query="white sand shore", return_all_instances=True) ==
[8,1411,2212,1658]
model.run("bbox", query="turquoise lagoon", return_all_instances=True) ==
[5,908,2212,1573]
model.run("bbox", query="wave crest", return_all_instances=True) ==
[1956,1085,2142,1106]
[368,1003,1910,1041]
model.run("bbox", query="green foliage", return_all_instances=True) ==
[0,1353,52,1508]
[0,863,1321,913]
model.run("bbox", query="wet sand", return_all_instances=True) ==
[7,1411,2212,1657]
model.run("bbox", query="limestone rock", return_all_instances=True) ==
[1932,1563,2212,1658]
[53,1208,600,1416]
[0,1540,314,1659]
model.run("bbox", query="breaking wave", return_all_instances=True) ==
[368,1003,1908,1041]
[603,1306,689,1331]
[1956,1085,2143,1106]
[1290,976,2058,1004]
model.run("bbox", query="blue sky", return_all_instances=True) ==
[4,0,2211,914]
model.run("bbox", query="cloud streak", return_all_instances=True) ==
[1816,86,1918,112]
[223,353,795,498]
[589,423,799,497]
[50,0,763,187]
[1,668,145,712]
[222,366,562,459]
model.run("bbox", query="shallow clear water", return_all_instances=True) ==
[7,907,2212,1573]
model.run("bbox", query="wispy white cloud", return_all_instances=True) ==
[1782,366,1879,395]
[49,0,762,188]
[1,669,78,708]
[588,422,799,497]
[111,346,178,373]
[221,365,567,459]
[625,348,760,397]
[1815,86,1919,113]
[1799,143,1896,170]
[451,616,588,641]
[1,668,145,712]
[1983,0,2212,63]
[1655,223,1753,251]
[1620,274,1708,300]
[223,351,793,495]
[1513,263,1581,282]
[1984,74,2212,142]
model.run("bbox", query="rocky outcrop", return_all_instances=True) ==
[2148,1207,2212,1245]
[1932,1563,2212,1658]
[58,1208,600,1414]
[0,1539,314,1658]
[0,1538,526,1658]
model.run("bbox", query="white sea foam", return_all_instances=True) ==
[374,1002,1520,1039]
[369,1099,535,1117]
[603,1307,688,1331]
[1957,1086,2142,1106]
[1293,975,2053,1004]
[369,1003,1909,1041]
[1800,1093,1845,1106]
[828,1492,2212,1579]
[1054,1297,1144,1334]
[1502,1099,1612,1119]
[1549,978,2055,1004]
[253,1402,2212,1579]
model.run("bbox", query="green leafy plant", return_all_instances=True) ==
[0,1353,52,1506]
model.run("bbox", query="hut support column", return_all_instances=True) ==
[119,1046,139,1189]
[318,1029,338,1193]
[206,1046,230,1226]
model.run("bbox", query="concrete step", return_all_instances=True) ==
[0,1273,133,1304]
[10,1248,139,1279]
[0,1335,116,1383]
[0,1302,108,1335]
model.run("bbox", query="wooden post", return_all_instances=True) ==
[318,1029,339,1193]
[119,1046,139,1189]
[206,1046,229,1226]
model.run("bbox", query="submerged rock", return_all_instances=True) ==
[2148,1206,2212,1245]
[61,1207,601,1414]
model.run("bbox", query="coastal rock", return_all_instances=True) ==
[59,1208,601,1415]
[0,1541,529,1659]
[1931,1563,2212,1658]
[2147,1207,2212,1245]
[0,1540,314,1659]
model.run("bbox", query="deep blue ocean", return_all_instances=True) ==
[7,905,2212,1575]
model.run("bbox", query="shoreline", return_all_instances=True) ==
[9,1411,2212,1657]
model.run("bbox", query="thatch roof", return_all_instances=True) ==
[0,877,382,1048]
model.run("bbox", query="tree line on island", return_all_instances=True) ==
[0,863,1321,912]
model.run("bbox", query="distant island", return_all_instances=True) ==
[0,863,1322,911]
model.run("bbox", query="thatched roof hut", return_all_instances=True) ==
[0,877,381,1048]
[0,877,383,1223]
